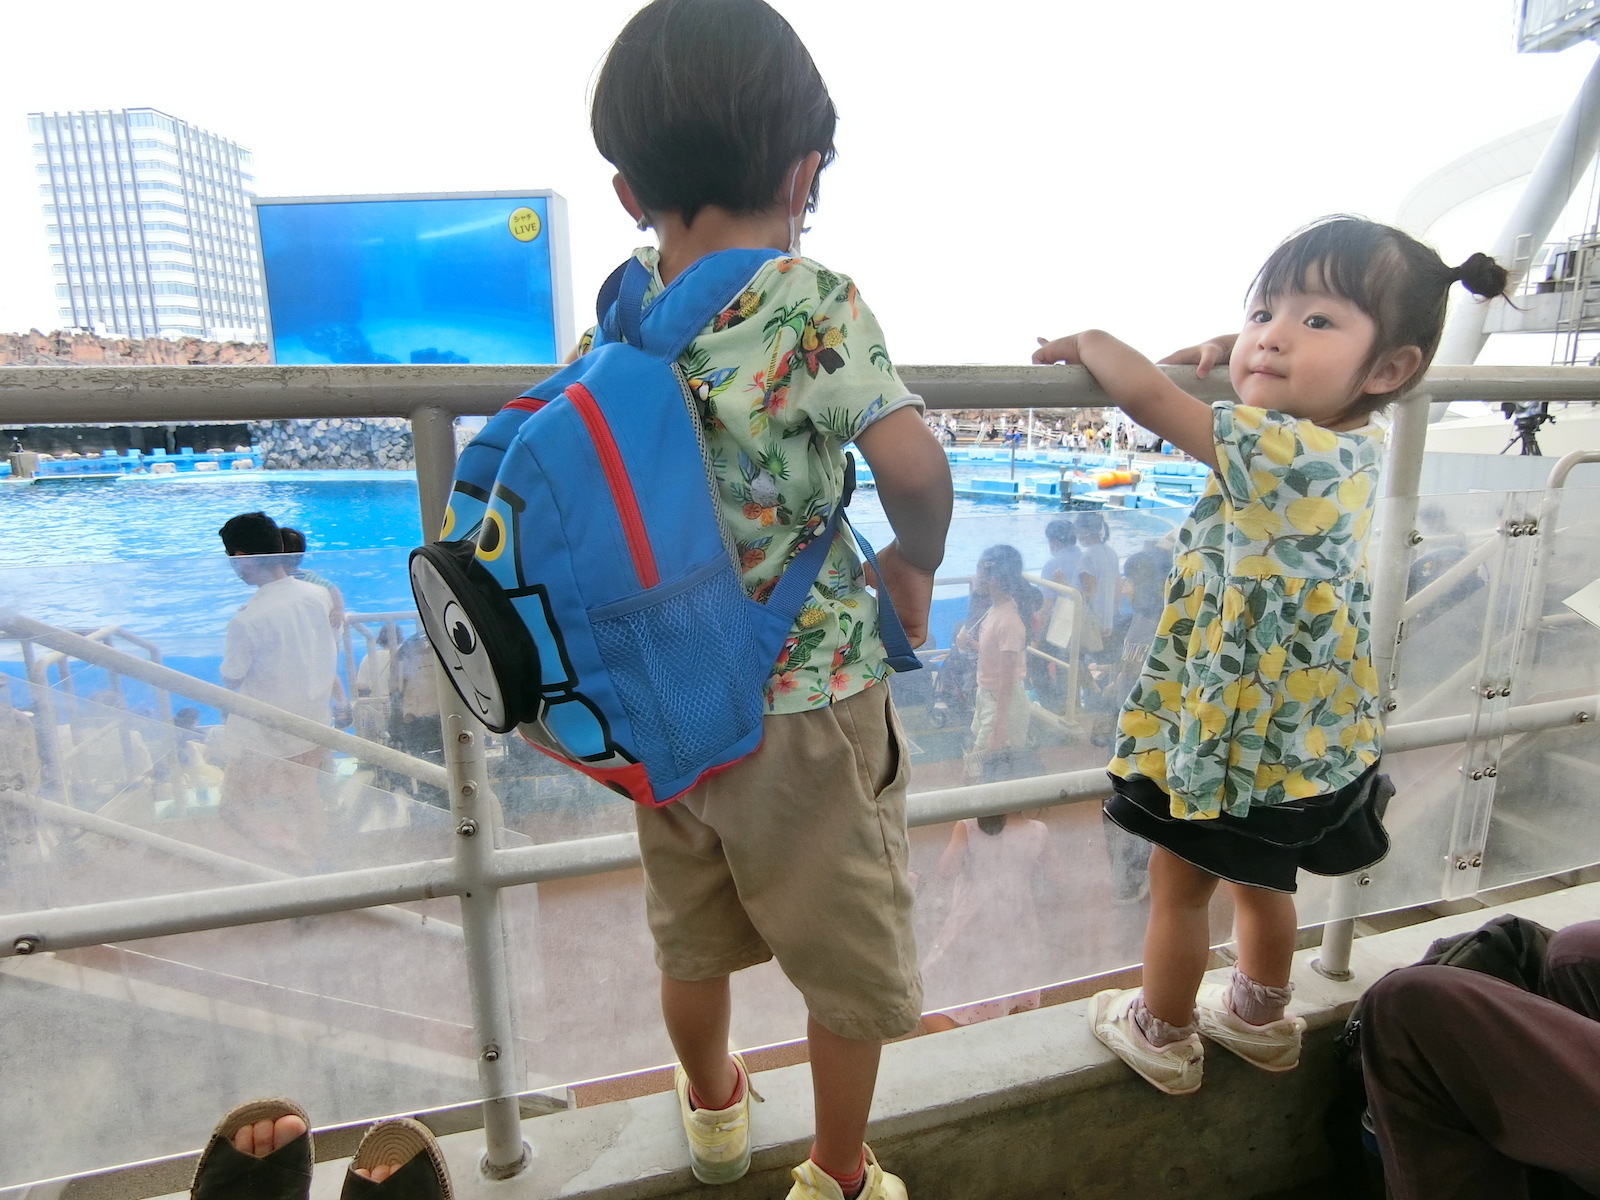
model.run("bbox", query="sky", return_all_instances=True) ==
[1,0,1596,366]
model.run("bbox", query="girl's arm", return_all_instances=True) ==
[1033,331,1218,469]
[1157,333,1238,378]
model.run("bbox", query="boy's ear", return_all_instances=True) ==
[787,151,823,217]
[1361,345,1424,396]
[612,173,646,225]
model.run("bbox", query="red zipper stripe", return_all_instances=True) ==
[504,397,547,413]
[567,382,659,589]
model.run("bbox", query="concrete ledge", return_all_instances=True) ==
[122,881,1600,1200]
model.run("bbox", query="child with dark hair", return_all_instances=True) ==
[1034,215,1508,1095]
[956,545,1039,783]
[590,3,953,1197]
[279,526,346,630]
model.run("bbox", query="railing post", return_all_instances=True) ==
[1313,391,1432,982]
[409,405,531,1179]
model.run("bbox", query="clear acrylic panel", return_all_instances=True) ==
[1,905,475,1188]
[1480,487,1600,889]
[0,550,456,915]
[1391,491,1513,723]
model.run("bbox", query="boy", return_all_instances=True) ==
[589,3,953,1197]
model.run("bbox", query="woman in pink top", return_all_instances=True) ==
[959,544,1038,782]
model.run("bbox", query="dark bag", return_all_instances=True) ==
[1326,914,1556,1199]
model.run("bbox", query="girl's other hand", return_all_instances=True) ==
[1033,335,1084,365]
[1157,333,1238,379]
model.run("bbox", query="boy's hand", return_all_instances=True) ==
[1033,334,1084,365]
[1157,334,1237,379]
[864,541,935,649]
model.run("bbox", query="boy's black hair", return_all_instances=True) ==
[591,0,837,225]
[279,526,307,554]
[1249,215,1509,419]
[218,511,283,556]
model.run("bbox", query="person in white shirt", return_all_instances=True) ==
[217,512,338,862]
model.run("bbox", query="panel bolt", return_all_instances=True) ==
[1484,765,1498,778]
[1383,699,1398,712]
[457,731,473,745]
[1578,711,1593,724]
[1357,873,1372,886]
[1456,858,1471,871]
[1469,770,1484,781]
[460,781,478,799]
[457,818,478,837]
[1407,530,1424,546]
[12,936,40,955]
[1469,854,1483,868]
[482,1045,500,1062]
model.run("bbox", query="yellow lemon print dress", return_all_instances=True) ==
[1108,403,1384,820]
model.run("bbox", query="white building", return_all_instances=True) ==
[29,107,266,342]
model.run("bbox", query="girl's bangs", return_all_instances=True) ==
[1250,222,1381,315]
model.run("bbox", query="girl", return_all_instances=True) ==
[1032,216,1507,1094]
[958,544,1040,782]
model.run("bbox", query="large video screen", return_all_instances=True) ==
[256,191,573,365]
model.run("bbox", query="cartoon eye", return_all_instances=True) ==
[476,510,507,560]
[444,604,477,655]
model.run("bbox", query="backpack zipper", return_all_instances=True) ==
[566,382,660,589]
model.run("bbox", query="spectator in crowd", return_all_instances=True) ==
[217,512,340,863]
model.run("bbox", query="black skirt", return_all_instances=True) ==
[1104,764,1392,894]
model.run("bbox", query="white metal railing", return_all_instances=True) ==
[4,364,1600,1181]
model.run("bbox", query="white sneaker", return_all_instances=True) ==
[675,1053,758,1184]
[1087,988,1204,1095]
[1195,983,1306,1072]
[787,1146,907,1200]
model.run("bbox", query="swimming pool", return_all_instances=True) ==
[0,467,1184,655]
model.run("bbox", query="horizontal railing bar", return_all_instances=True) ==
[2,614,450,789]
[0,856,460,957]
[3,364,1599,424]
[6,696,1596,960]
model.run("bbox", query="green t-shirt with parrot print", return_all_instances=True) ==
[589,248,924,714]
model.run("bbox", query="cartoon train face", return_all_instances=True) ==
[413,469,636,772]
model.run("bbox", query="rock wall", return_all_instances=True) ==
[251,417,416,470]
[0,328,268,366]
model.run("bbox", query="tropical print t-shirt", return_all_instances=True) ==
[1108,403,1385,819]
[589,248,922,714]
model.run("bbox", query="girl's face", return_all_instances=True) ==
[1229,286,1384,430]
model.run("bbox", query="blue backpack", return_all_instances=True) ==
[409,248,920,807]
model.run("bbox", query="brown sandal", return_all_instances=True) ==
[339,1118,452,1200]
[191,1098,314,1200]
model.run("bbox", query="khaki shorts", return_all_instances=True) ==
[634,683,922,1041]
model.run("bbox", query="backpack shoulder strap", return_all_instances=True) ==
[599,248,784,361]
[764,455,921,673]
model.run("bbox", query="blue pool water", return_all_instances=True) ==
[0,467,1185,655]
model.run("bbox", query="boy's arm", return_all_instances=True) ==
[1033,331,1218,469]
[854,407,953,649]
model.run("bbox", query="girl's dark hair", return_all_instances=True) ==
[591,0,837,225]
[1249,215,1509,418]
[977,544,1043,623]
[976,814,1008,837]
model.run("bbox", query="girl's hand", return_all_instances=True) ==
[1033,335,1084,365]
[1157,334,1238,380]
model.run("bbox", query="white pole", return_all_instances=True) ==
[1434,51,1600,370]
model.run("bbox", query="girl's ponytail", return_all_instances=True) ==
[1451,252,1509,300]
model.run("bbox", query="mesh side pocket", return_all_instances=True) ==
[590,567,765,784]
